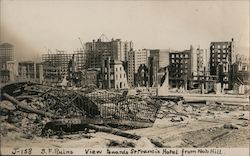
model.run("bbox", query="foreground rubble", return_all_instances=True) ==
[0,82,249,148]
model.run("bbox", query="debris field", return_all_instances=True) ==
[1,82,249,148]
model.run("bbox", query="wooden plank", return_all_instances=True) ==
[3,93,58,119]
[86,124,141,140]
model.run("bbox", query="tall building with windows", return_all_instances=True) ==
[127,49,149,87]
[169,45,197,89]
[0,43,14,70]
[197,48,210,75]
[210,38,235,89]
[85,38,133,69]
[0,43,16,83]
[169,50,191,89]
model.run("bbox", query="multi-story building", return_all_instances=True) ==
[0,43,15,83]
[127,49,149,87]
[148,50,160,87]
[85,38,133,69]
[0,43,14,70]
[101,57,128,89]
[169,45,197,89]
[197,48,210,75]
[210,38,235,89]
[18,61,44,83]
[42,50,73,83]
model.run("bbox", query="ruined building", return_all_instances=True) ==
[194,47,215,93]
[231,54,249,93]
[169,45,197,90]
[235,54,248,72]
[197,48,210,75]
[84,36,133,89]
[148,50,160,87]
[18,61,44,83]
[101,57,128,89]
[151,49,170,88]
[127,49,149,87]
[210,38,235,89]
[127,49,163,88]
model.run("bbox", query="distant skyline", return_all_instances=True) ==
[0,0,249,60]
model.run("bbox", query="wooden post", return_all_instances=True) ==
[3,93,58,119]
[86,124,141,140]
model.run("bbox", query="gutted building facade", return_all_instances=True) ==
[210,38,235,89]
[168,45,199,89]
[18,61,44,83]
[101,57,128,89]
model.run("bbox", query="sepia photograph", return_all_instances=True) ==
[0,0,249,155]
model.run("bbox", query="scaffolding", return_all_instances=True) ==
[42,50,73,82]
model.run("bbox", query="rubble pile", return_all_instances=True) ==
[156,97,248,123]
[0,100,49,139]
[107,140,136,148]
[1,82,249,148]
[0,83,163,141]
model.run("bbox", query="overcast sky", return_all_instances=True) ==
[0,0,249,60]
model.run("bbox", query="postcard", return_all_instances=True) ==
[0,0,249,156]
